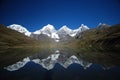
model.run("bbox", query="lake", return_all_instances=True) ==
[0,48,120,80]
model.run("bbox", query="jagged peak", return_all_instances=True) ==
[59,25,72,31]
[97,23,110,28]
[98,23,106,25]
[79,24,89,29]
[7,23,91,38]
[33,24,56,34]
[81,24,85,26]
[41,24,56,31]
[7,24,31,36]
[98,23,111,26]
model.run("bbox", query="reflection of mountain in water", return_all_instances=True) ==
[4,50,92,71]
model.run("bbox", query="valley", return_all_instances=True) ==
[0,23,120,52]
[0,23,120,80]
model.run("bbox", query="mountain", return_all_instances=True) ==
[7,24,89,42]
[33,24,59,39]
[31,33,49,40]
[56,24,89,41]
[75,24,89,38]
[32,24,59,42]
[57,24,89,37]
[0,24,40,47]
[57,25,72,36]
[75,24,120,52]
[97,23,110,29]
[77,24,89,32]
[57,25,73,41]
[32,24,89,41]
[7,24,31,36]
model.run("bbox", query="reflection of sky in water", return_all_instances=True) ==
[1,61,120,80]
[1,50,120,80]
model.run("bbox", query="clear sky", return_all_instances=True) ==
[0,0,120,32]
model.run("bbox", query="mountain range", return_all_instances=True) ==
[7,24,89,42]
[0,23,120,52]
[75,24,120,52]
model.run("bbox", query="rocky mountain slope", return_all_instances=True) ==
[75,24,120,52]
[8,24,31,36]
[0,25,40,48]
[1,23,120,52]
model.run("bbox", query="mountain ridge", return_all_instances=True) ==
[7,24,90,41]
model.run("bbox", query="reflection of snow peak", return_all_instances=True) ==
[60,55,92,69]
[4,57,30,71]
[33,53,60,70]
[55,50,60,53]
[5,54,92,71]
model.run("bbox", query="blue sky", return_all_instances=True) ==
[0,0,120,32]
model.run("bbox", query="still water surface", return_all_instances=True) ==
[0,48,120,80]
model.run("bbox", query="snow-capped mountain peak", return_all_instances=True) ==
[97,23,110,29]
[7,24,90,41]
[41,24,55,31]
[41,24,57,37]
[79,24,89,30]
[7,24,31,36]
[68,24,89,37]
[98,23,106,26]
[57,25,73,37]
[33,24,56,35]
[59,25,72,32]
[33,24,59,40]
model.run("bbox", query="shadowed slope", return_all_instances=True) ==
[0,24,40,47]
[75,24,120,52]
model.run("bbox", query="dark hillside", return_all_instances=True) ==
[0,24,40,47]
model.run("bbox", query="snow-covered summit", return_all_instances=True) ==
[7,24,31,36]
[80,24,89,30]
[98,23,106,26]
[97,23,110,29]
[33,24,59,39]
[34,24,56,34]
[57,25,72,36]
[41,24,56,32]
[7,24,90,40]
[68,24,89,37]
[59,25,72,33]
